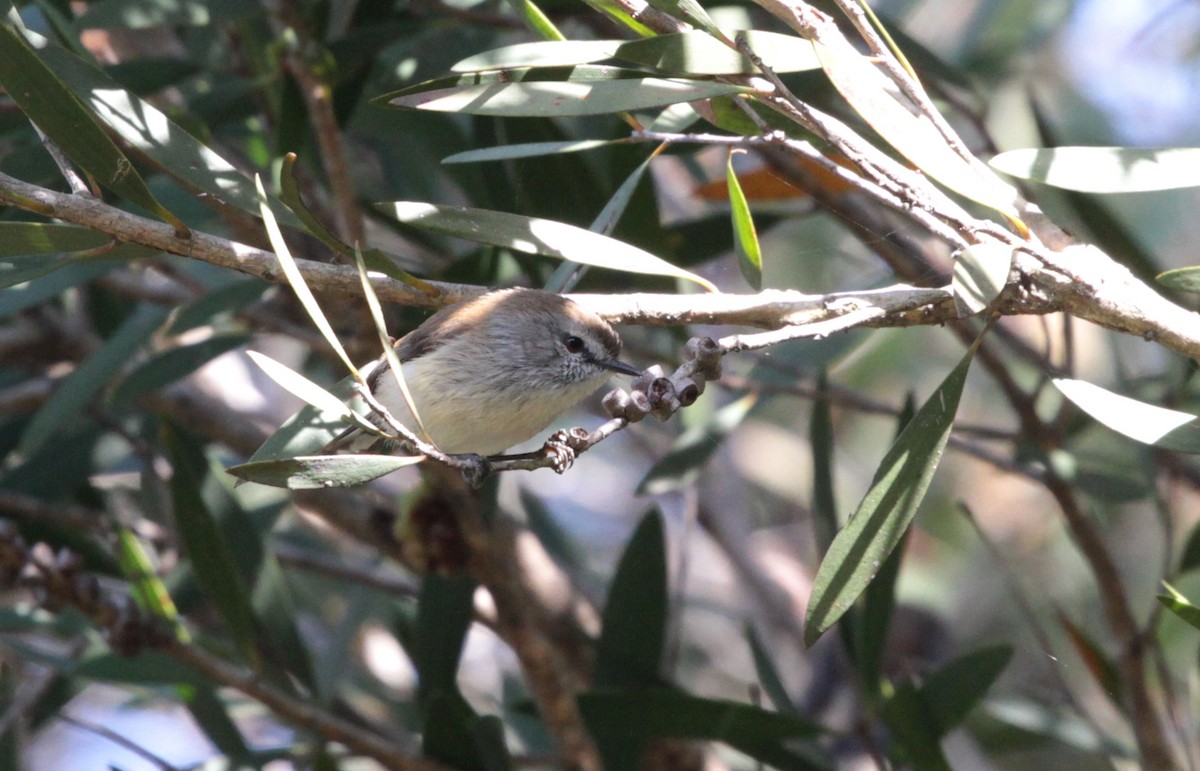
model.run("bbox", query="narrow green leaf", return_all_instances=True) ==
[580,690,827,770]
[415,575,477,704]
[1054,378,1200,453]
[117,528,182,629]
[1159,582,1200,632]
[594,511,668,688]
[879,682,952,771]
[853,528,907,701]
[952,244,1012,316]
[450,32,819,76]
[16,305,166,458]
[810,373,838,555]
[35,42,301,229]
[375,66,750,118]
[452,41,623,71]
[990,147,1200,193]
[921,644,1012,733]
[1157,266,1200,295]
[250,553,315,689]
[502,0,565,41]
[74,651,205,685]
[0,222,111,257]
[0,261,114,319]
[382,201,717,291]
[726,152,763,290]
[239,374,362,466]
[0,23,186,234]
[805,348,974,645]
[637,393,756,494]
[109,334,250,406]
[0,242,156,289]
[226,454,424,489]
[443,139,620,165]
[255,176,360,378]
[617,30,817,75]
[746,626,799,714]
[245,350,356,421]
[164,423,260,668]
[423,693,487,771]
[813,36,1018,222]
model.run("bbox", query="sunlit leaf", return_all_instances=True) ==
[245,350,355,419]
[255,176,361,378]
[726,152,763,290]
[1053,378,1200,453]
[990,147,1200,193]
[813,37,1018,222]
[805,347,974,645]
[1159,582,1200,632]
[451,31,818,76]
[227,455,424,489]
[442,139,619,165]
[952,244,1013,316]
[383,202,716,291]
[375,66,750,117]
[0,24,186,234]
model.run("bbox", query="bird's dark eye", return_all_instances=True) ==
[563,335,585,353]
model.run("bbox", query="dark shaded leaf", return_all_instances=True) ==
[594,511,667,687]
[227,454,423,489]
[806,348,974,645]
[109,334,250,406]
[637,394,756,494]
[16,305,166,458]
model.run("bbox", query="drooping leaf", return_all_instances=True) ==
[642,0,729,44]
[726,152,763,290]
[952,244,1013,316]
[375,66,750,118]
[0,23,186,234]
[164,423,260,669]
[382,202,716,290]
[1053,378,1200,453]
[255,176,361,378]
[594,511,668,688]
[805,347,974,645]
[245,350,358,422]
[227,454,424,489]
[990,147,1200,193]
[809,373,838,556]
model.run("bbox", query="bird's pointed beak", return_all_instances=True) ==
[602,358,642,377]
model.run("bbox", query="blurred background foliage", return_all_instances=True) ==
[0,0,1199,769]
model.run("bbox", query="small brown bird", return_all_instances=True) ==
[326,288,640,456]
